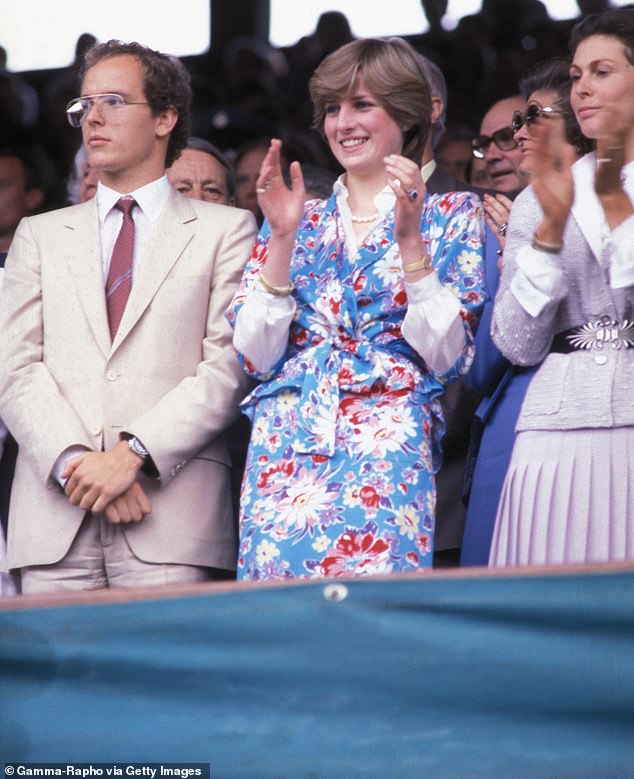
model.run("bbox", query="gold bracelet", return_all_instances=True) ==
[402,255,432,273]
[258,272,295,296]
[532,234,563,254]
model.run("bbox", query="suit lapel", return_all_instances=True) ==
[111,189,197,351]
[61,199,111,358]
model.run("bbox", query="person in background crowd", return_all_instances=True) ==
[436,124,475,182]
[472,95,526,195]
[67,144,99,204]
[469,155,495,190]
[0,142,49,597]
[167,136,236,205]
[489,8,634,567]
[227,37,485,581]
[168,135,250,533]
[417,52,498,567]
[0,40,256,594]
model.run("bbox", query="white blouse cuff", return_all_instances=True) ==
[608,214,634,289]
[402,271,466,374]
[509,243,566,318]
[232,284,297,373]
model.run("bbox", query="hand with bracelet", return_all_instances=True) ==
[529,114,577,252]
[255,138,305,291]
[384,153,433,279]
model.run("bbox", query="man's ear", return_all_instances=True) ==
[431,96,443,126]
[155,105,179,139]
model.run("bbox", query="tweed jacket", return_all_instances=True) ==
[491,153,634,432]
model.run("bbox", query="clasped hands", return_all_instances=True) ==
[62,440,152,524]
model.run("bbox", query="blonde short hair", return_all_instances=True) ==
[309,37,431,163]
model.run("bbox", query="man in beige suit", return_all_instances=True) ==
[0,41,257,593]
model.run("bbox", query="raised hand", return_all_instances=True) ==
[530,116,577,244]
[256,138,305,238]
[384,153,426,251]
[484,192,513,252]
[594,132,633,230]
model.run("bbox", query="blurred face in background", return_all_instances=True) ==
[79,160,99,202]
[0,155,44,251]
[478,96,525,194]
[168,148,233,205]
[235,144,268,217]
[437,137,472,181]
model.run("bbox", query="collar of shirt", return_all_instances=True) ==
[97,176,171,275]
[571,151,634,261]
[333,175,395,259]
[421,159,437,183]
[97,176,171,225]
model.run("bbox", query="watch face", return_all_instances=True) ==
[129,437,149,459]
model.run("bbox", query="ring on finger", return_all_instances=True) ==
[407,188,419,202]
[498,222,508,236]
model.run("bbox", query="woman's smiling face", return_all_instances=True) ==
[323,75,404,180]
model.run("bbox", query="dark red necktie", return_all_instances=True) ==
[106,197,137,339]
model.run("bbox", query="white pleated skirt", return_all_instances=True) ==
[489,427,634,567]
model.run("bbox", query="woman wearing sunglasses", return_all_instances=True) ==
[460,57,592,566]
[483,58,594,261]
[488,8,634,567]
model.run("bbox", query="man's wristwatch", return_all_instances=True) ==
[127,436,150,463]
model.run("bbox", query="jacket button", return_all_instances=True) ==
[594,353,608,365]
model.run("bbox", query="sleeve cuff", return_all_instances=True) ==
[609,214,634,289]
[509,243,566,318]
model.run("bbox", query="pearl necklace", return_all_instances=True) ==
[350,212,379,224]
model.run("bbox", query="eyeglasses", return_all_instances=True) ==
[471,127,516,159]
[65,93,150,128]
[511,101,565,133]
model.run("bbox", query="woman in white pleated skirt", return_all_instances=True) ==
[488,7,634,567]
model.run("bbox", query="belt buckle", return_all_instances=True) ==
[567,315,634,350]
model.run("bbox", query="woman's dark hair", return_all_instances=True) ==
[569,7,634,64]
[80,40,192,167]
[519,57,593,156]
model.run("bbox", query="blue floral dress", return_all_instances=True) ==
[226,191,484,581]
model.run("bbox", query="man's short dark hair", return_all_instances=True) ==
[80,40,192,167]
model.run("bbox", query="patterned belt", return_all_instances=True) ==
[550,316,634,353]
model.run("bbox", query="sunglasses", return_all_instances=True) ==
[471,127,516,159]
[511,102,565,133]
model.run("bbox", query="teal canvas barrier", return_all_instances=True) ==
[1,567,633,778]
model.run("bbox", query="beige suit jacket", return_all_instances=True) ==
[0,189,257,570]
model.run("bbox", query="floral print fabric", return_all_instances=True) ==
[227,191,484,581]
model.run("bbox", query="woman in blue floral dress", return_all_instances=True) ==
[227,37,485,581]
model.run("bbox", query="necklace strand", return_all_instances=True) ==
[350,212,379,224]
